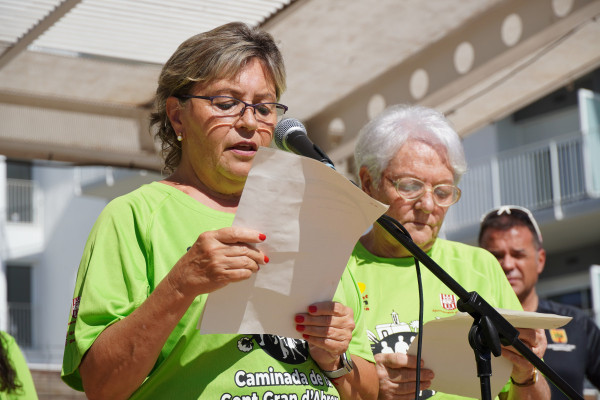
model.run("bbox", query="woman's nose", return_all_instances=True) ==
[236,106,259,131]
[415,190,435,213]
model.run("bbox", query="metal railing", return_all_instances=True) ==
[6,178,36,223]
[8,302,32,348]
[444,131,599,233]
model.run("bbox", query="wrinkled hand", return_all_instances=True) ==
[295,302,355,371]
[374,353,434,400]
[501,328,547,383]
[167,227,268,298]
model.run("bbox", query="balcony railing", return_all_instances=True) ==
[8,302,32,348]
[444,131,600,233]
[6,178,36,223]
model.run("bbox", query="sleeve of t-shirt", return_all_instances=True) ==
[62,198,151,391]
[2,332,39,399]
[585,314,600,388]
[333,267,375,363]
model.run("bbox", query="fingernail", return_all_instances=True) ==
[308,305,317,313]
[264,255,270,263]
[259,233,267,241]
[296,325,305,332]
[302,334,309,340]
[295,315,304,323]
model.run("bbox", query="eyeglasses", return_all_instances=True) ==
[480,205,543,243]
[386,176,461,207]
[176,95,288,123]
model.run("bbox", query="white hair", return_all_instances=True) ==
[354,104,467,186]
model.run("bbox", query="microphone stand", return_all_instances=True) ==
[377,214,583,400]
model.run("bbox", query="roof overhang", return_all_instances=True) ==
[1,0,599,171]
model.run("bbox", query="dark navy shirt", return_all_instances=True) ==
[537,299,600,399]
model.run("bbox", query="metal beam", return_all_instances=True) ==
[0,90,143,118]
[0,138,162,171]
[0,0,82,70]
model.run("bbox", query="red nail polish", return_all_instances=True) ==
[259,233,267,241]
[264,255,270,263]
[302,334,309,340]
[295,315,304,323]
[296,325,305,332]
[308,305,317,313]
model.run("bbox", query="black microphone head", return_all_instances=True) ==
[274,118,307,151]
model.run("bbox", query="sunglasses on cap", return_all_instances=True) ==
[480,205,543,243]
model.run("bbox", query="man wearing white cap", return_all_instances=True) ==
[479,205,600,399]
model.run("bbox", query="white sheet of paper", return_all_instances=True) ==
[407,309,572,398]
[199,146,388,338]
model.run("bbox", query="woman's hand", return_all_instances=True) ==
[374,353,434,400]
[167,226,269,299]
[294,301,355,370]
[81,226,269,399]
[295,302,379,399]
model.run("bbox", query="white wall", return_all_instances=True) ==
[461,124,498,165]
[495,106,579,151]
[28,165,106,364]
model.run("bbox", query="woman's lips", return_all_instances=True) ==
[229,142,257,155]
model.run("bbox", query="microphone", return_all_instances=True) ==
[274,118,335,169]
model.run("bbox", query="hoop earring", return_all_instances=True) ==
[177,133,183,141]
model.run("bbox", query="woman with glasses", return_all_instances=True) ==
[348,104,550,399]
[61,22,377,400]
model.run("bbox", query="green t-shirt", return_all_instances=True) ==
[347,239,523,400]
[0,332,38,400]
[61,182,373,399]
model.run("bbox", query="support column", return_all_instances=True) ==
[0,155,8,331]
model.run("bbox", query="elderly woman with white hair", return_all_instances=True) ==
[347,104,550,400]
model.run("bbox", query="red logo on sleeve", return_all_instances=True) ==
[71,296,81,319]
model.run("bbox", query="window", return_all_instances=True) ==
[6,160,33,223]
[546,288,593,317]
[7,265,32,348]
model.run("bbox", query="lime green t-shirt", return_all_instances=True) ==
[61,182,373,399]
[347,239,523,400]
[0,331,38,400]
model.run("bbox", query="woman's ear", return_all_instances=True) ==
[359,166,374,196]
[166,97,184,134]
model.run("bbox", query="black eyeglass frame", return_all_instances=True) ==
[175,94,288,119]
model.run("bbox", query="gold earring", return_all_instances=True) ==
[177,133,183,141]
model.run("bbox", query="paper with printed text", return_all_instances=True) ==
[199,146,388,338]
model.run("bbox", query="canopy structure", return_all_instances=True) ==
[1,0,600,171]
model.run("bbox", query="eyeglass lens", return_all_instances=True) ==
[394,178,459,206]
[210,96,286,121]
